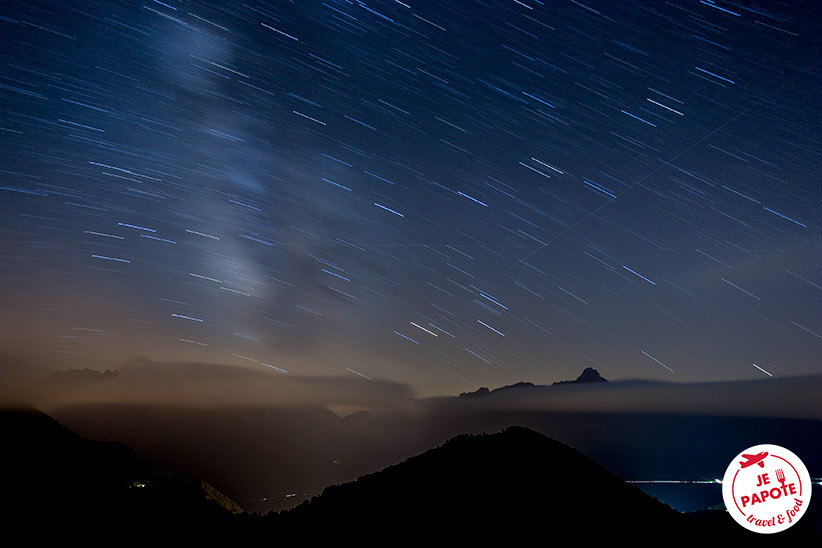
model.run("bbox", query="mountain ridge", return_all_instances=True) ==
[0,406,243,537]
[268,425,819,542]
[269,425,682,540]
[459,366,607,398]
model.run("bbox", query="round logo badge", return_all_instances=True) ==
[722,444,812,533]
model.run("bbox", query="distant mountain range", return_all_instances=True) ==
[459,366,607,398]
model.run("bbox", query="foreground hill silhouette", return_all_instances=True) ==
[1,407,241,538]
[266,426,746,541]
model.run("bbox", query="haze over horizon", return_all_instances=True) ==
[2,0,820,398]
[1,359,819,422]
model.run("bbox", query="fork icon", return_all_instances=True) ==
[776,468,786,487]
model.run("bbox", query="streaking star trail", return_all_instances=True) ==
[0,0,819,396]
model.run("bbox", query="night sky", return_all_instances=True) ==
[2,0,820,397]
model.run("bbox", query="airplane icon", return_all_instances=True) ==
[740,452,768,469]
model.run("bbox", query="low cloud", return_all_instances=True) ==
[8,358,415,412]
[424,376,822,419]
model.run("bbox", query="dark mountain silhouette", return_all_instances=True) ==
[459,367,607,398]
[51,403,396,513]
[1,407,242,538]
[552,366,607,385]
[268,426,818,542]
[267,426,678,541]
[459,380,536,398]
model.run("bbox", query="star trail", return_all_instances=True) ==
[1,0,819,396]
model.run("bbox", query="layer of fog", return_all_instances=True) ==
[2,357,820,418]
